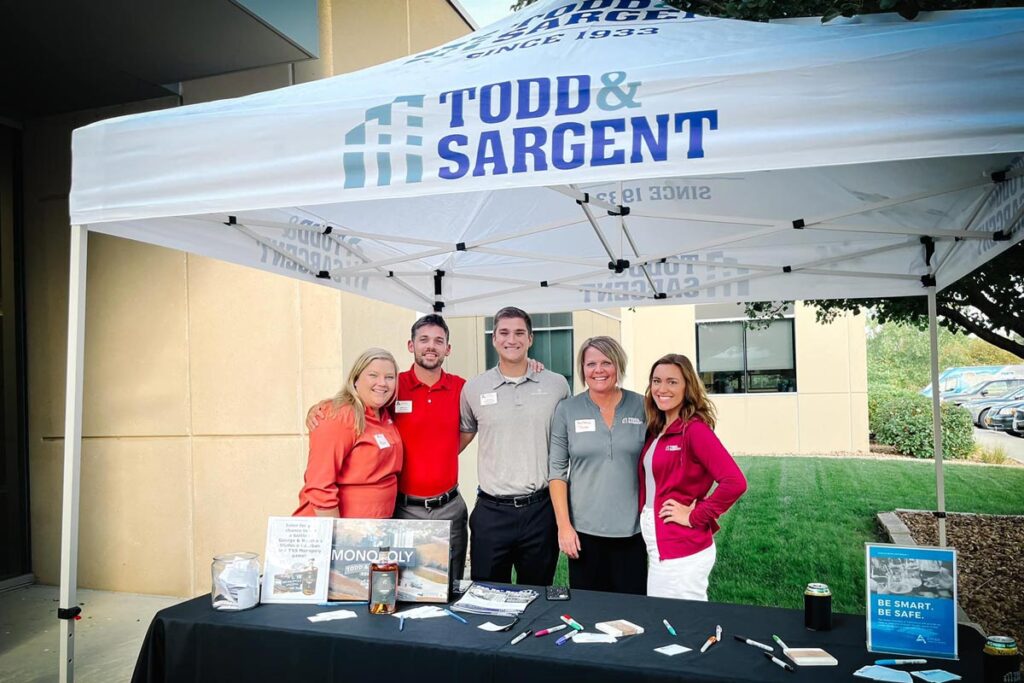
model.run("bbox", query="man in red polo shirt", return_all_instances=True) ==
[390,314,468,581]
[307,314,468,582]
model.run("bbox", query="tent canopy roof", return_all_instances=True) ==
[70,1,1024,315]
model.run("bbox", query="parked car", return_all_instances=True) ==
[947,378,1024,406]
[985,399,1024,435]
[922,364,1024,398]
[964,386,1024,427]
[1012,407,1024,438]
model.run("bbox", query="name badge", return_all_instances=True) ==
[374,433,391,449]
[394,400,412,414]
[574,419,596,433]
[480,392,498,406]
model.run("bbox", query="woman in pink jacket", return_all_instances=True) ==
[639,353,747,601]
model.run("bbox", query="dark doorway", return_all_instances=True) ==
[0,123,30,584]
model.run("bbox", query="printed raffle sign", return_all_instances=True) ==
[866,544,958,660]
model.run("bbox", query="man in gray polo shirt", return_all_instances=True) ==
[460,306,571,585]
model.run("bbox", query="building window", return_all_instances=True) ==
[696,319,796,394]
[485,312,574,387]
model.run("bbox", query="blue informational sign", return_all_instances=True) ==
[866,544,958,660]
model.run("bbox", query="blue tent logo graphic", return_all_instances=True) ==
[343,95,425,188]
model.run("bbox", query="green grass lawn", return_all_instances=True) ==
[552,457,1024,614]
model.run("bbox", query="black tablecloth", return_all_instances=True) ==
[132,588,984,683]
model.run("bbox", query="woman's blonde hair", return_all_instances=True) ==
[644,353,717,437]
[332,347,398,436]
[577,336,628,387]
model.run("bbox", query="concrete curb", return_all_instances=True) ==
[875,510,986,637]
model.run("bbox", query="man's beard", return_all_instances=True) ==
[415,353,443,370]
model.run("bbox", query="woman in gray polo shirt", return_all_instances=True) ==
[548,336,647,594]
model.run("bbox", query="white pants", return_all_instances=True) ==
[640,507,717,601]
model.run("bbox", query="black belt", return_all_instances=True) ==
[477,488,549,508]
[397,486,459,510]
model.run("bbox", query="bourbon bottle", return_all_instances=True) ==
[368,546,398,614]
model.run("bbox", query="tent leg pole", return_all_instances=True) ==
[59,224,88,683]
[927,285,947,548]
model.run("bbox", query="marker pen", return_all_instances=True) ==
[733,635,773,652]
[764,652,795,672]
[443,608,468,624]
[555,630,577,646]
[560,614,584,631]
[510,629,532,645]
[663,619,677,637]
[535,624,567,637]
[772,634,790,651]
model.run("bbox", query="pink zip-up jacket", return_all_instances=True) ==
[638,416,747,560]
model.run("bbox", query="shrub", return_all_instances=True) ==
[869,390,974,459]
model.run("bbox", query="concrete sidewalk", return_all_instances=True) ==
[0,585,182,683]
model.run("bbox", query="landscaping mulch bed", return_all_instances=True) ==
[897,511,1024,653]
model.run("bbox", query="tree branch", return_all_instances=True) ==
[938,305,1024,359]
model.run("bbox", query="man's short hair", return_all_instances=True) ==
[410,314,450,342]
[492,306,532,336]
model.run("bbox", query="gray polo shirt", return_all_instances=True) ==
[460,366,571,497]
[548,390,646,537]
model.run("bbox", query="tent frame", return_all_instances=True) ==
[182,167,1016,313]
[59,224,87,683]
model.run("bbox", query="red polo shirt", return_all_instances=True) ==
[394,365,466,497]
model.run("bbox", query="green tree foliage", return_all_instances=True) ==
[866,321,1022,393]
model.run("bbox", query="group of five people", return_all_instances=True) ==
[295,306,747,601]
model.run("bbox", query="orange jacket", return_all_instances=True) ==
[294,404,403,518]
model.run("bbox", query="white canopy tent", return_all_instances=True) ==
[60,2,1023,680]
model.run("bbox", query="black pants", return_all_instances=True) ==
[568,531,647,595]
[469,494,559,586]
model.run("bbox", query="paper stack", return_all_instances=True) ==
[783,647,838,666]
[594,619,644,637]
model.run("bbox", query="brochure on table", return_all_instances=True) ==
[261,517,334,604]
[866,543,958,660]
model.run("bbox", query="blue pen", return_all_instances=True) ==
[443,608,468,624]
[399,616,405,631]
[875,659,927,665]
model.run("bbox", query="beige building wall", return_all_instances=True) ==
[25,0,470,597]
[620,303,869,454]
